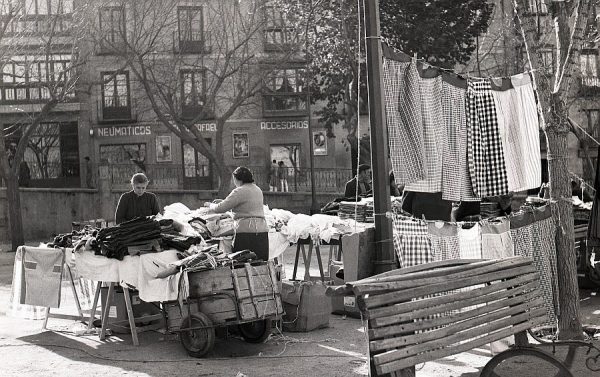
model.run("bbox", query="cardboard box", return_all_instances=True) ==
[281,280,331,332]
[100,287,162,333]
[329,264,362,318]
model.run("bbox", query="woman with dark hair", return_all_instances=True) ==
[205,167,269,260]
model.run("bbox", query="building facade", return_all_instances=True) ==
[2,0,353,193]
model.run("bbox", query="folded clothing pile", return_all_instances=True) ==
[96,216,162,260]
[161,233,203,251]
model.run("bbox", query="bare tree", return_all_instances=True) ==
[89,0,303,195]
[514,0,593,340]
[0,0,90,250]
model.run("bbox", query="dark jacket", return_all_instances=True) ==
[115,191,160,224]
[344,177,371,199]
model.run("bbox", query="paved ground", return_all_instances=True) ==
[0,241,599,376]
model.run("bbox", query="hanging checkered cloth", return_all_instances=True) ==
[392,211,432,268]
[510,207,557,325]
[466,78,509,197]
[428,221,460,261]
[441,75,479,202]
[405,70,445,193]
[383,57,425,185]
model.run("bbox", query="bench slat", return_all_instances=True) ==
[369,284,542,337]
[354,257,533,295]
[370,295,544,351]
[367,272,538,321]
[376,315,547,374]
[364,264,537,309]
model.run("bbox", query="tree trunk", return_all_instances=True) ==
[545,126,584,340]
[5,174,24,251]
[217,166,233,198]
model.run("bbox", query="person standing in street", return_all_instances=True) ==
[269,159,278,192]
[115,173,160,224]
[278,161,289,192]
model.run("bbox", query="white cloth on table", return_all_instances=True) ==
[74,250,182,303]
[282,214,315,243]
[269,231,289,259]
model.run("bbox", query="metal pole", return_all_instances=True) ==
[305,0,319,214]
[364,0,395,274]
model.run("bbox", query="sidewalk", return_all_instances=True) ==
[0,245,599,376]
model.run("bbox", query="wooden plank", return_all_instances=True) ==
[187,268,233,296]
[369,285,541,336]
[367,273,538,320]
[244,263,260,318]
[353,258,533,295]
[373,306,547,367]
[349,258,522,286]
[375,315,547,374]
[239,296,281,320]
[370,296,545,351]
[364,264,537,309]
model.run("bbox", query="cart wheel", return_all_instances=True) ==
[238,319,272,343]
[179,313,215,358]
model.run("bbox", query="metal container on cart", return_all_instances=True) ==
[163,260,284,357]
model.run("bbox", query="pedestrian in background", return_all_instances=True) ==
[269,159,278,192]
[278,161,289,192]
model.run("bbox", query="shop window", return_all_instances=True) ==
[263,68,307,116]
[182,139,212,190]
[180,69,208,119]
[0,54,73,103]
[98,6,125,54]
[177,6,209,54]
[101,71,131,121]
[263,3,297,51]
[99,143,146,184]
[6,122,80,186]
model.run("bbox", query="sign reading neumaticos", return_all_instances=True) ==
[96,125,152,137]
[260,120,309,130]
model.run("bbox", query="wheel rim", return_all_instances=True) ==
[180,313,214,355]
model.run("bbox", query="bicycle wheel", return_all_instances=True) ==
[481,348,573,377]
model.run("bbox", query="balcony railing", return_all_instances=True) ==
[579,76,600,97]
[96,97,137,123]
[262,93,307,116]
[173,30,212,54]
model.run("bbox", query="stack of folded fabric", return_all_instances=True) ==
[338,201,367,222]
[161,233,203,251]
[95,217,162,260]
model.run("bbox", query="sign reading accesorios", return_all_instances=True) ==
[260,120,309,130]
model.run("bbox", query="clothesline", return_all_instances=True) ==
[381,43,539,82]
[569,171,597,194]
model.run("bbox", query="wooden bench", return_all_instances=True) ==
[327,257,548,376]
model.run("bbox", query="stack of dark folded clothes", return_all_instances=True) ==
[161,233,203,251]
[95,216,162,260]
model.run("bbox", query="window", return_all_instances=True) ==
[101,72,131,121]
[177,6,207,53]
[99,144,147,184]
[0,54,73,103]
[263,68,306,115]
[539,49,554,74]
[180,69,207,118]
[584,109,600,140]
[10,122,80,184]
[99,6,125,53]
[525,0,548,14]
[263,4,297,51]
[2,0,73,34]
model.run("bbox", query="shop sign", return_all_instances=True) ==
[260,120,309,130]
[195,123,217,132]
[96,125,152,137]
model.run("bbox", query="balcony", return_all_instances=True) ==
[96,98,137,123]
[579,77,600,97]
[173,31,212,54]
[0,84,76,105]
[262,93,307,117]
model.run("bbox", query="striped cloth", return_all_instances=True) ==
[383,58,425,185]
[441,75,479,202]
[458,224,482,259]
[405,69,445,193]
[511,73,542,191]
[466,78,509,197]
[481,218,514,259]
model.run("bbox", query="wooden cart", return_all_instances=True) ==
[163,260,284,357]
